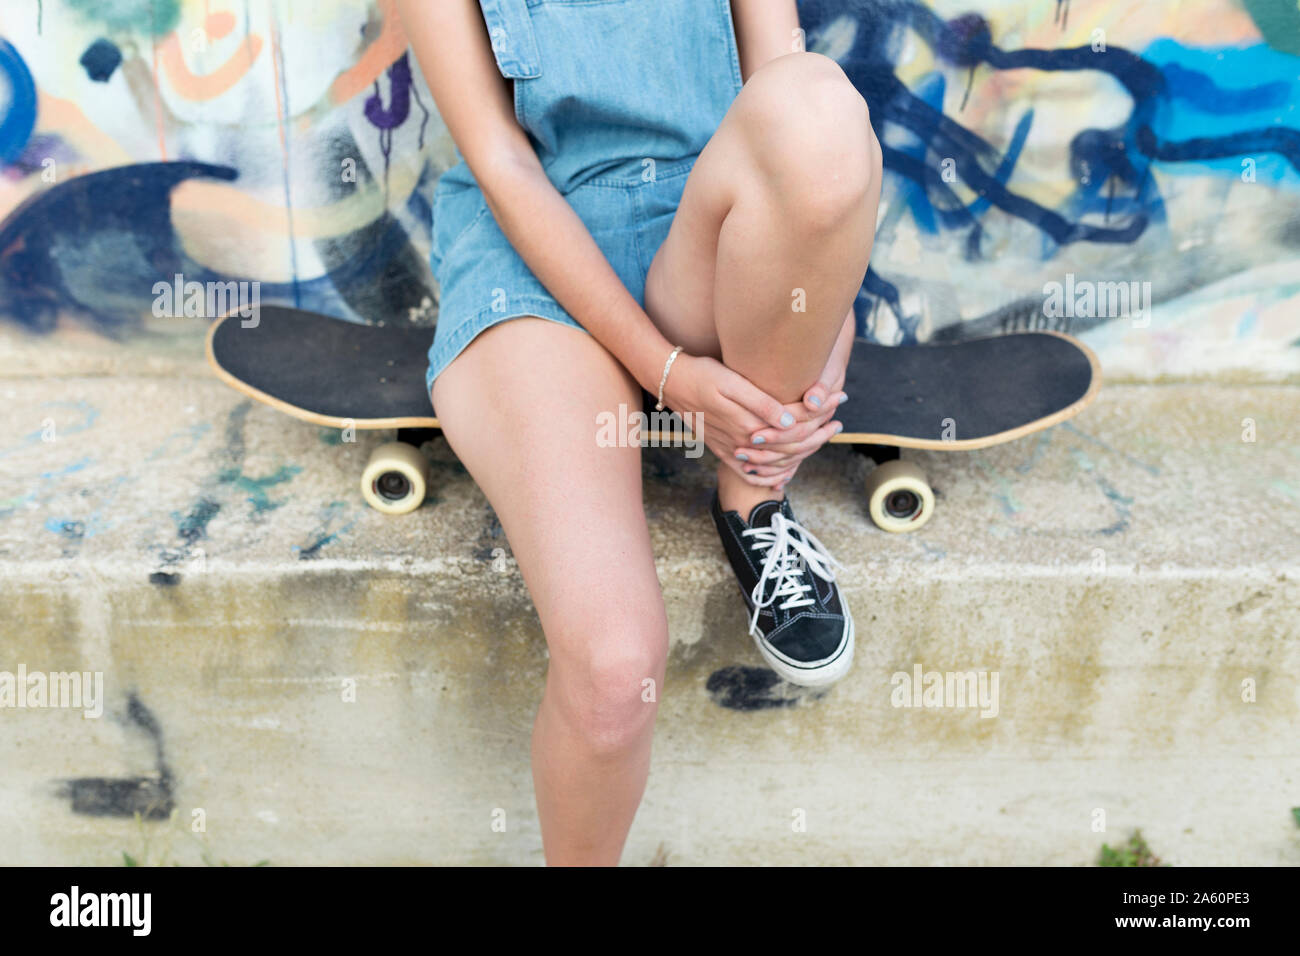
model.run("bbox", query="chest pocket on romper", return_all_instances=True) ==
[478,0,541,79]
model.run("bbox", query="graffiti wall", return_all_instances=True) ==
[799,0,1300,378]
[0,0,1296,378]
[0,0,445,336]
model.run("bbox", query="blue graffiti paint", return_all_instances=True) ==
[404,170,434,233]
[295,501,357,559]
[144,423,211,462]
[1135,44,1300,187]
[798,0,1300,332]
[43,474,130,541]
[981,36,1300,187]
[45,517,86,540]
[38,425,211,541]
[974,453,1022,516]
[1065,126,1164,232]
[80,39,123,83]
[172,498,221,545]
[862,267,910,341]
[893,71,944,236]
[216,463,302,514]
[0,456,92,518]
[0,39,37,165]
[1068,448,1133,535]
[0,402,99,460]
[968,109,1032,221]
[1092,474,1134,536]
[39,457,92,480]
[1016,432,1053,475]
[0,162,238,332]
[1062,423,1161,477]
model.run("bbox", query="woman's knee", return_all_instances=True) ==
[546,618,669,759]
[738,52,881,228]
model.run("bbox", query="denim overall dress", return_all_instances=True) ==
[425,0,745,393]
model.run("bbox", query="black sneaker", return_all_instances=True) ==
[710,494,854,687]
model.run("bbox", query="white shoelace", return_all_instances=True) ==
[742,512,844,637]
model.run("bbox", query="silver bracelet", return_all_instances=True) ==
[655,346,684,411]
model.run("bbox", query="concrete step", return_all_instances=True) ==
[1,375,1297,865]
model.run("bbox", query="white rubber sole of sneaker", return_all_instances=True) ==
[752,603,855,689]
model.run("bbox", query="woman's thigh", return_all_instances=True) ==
[431,318,667,679]
[644,52,878,362]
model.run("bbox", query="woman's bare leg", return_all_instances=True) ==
[645,52,882,515]
[432,318,667,866]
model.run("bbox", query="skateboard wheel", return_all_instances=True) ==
[360,442,428,515]
[864,459,934,533]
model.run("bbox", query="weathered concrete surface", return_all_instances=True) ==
[1,374,1297,865]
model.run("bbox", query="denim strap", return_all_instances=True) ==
[478,0,541,79]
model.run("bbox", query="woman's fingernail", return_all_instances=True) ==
[753,436,766,445]
[780,412,795,427]
[833,422,843,434]
[837,392,849,404]
[808,395,822,408]
[735,452,749,462]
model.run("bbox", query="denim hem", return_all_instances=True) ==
[425,297,589,395]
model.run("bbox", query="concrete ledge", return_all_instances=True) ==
[2,376,1298,864]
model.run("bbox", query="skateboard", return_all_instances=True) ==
[206,306,1100,531]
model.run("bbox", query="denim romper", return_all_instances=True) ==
[425,0,745,394]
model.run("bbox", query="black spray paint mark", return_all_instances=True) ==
[471,504,504,562]
[148,571,180,587]
[706,666,827,711]
[58,694,175,820]
[154,403,245,569]
[153,403,252,572]
[1055,0,1070,31]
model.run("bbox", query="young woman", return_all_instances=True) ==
[397,0,882,864]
